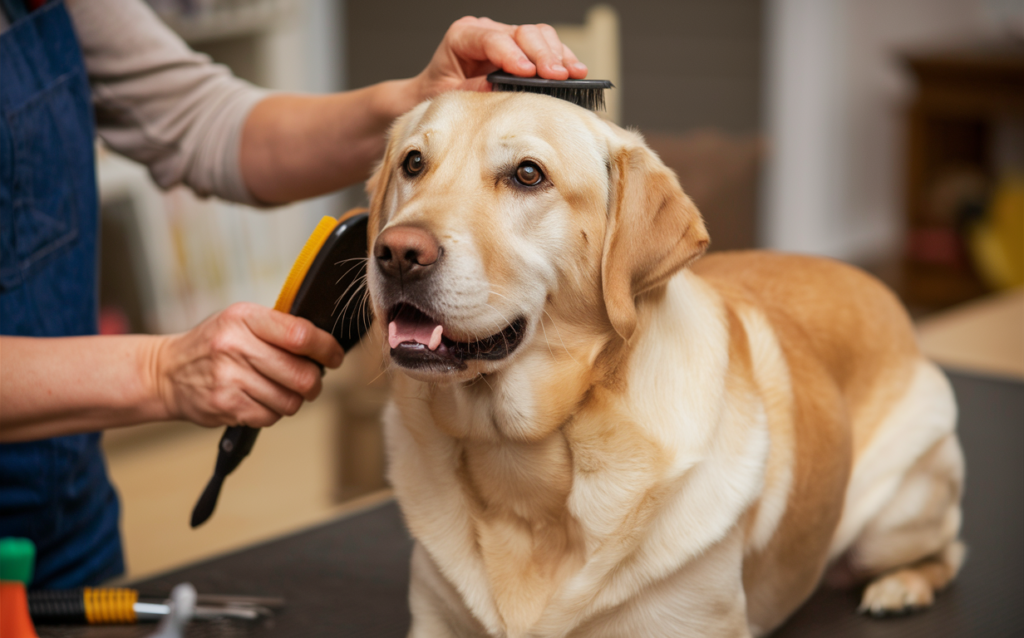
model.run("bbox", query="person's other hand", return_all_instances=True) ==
[156,303,345,428]
[413,17,588,102]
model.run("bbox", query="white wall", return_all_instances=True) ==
[762,0,1018,263]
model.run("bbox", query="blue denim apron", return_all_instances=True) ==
[0,0,124,588]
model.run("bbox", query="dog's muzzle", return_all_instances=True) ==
[386,303,527,372]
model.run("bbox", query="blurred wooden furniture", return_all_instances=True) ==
[327,333,392,501]
[553,4,622,125]
[902,47,1024,309]
[916,288,1024,381]
[647,131,763,251]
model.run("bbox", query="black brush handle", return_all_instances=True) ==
[215,425,260,475]
[190,212,372,528]
[486,70,613,89]
[28,589,87,624]
[191,426,260,527]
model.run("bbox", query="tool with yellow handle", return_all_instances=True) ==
[190,209,371,528]
[29,587,139,624]
[27,587,283,624]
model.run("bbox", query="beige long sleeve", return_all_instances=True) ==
[66,0,270,205]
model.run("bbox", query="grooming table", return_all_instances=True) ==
[39,371,1023,637]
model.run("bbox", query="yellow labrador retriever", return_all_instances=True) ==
[365,91,965,637]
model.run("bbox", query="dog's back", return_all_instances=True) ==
[693,251,962,631]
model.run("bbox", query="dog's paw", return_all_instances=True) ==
[858,570,935,617]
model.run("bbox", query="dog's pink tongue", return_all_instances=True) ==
[389,320,444,350]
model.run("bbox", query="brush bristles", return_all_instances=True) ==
[492,82,607,112]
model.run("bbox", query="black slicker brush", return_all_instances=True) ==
[191,210,372,528]
[487,71,614,112]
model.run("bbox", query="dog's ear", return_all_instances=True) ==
[602,142,709,342]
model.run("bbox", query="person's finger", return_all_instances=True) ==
[235,363,305,425]
[242,333,324,402]
[451,25,535,77]
[232,390,286,428]
[461,75,492,93]
[238,305,344,368]
[560,44,588,79]
[473,16,515,36]
[536,24,564,60]
[537,26,587,79]
[513,25,569,80]
[193,356,290,428]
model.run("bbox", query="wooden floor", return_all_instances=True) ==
[102,288,1024,582]
[916,288,1024,381]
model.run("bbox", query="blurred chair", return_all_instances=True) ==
[553,5,622,125]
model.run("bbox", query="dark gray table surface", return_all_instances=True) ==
[39,371,1024,637]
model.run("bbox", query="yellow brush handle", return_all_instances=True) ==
[83,587,137,624]
[274,208,370,314]
[274,216,340,313]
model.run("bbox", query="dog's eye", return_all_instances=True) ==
[515,162,543,186]
[403,151,424,176]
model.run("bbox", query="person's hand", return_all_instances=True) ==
[155,303,345,428]
[412,17,588,102]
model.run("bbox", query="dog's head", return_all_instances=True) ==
[367,91,708,384]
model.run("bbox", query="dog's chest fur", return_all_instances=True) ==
[384,274,773,637]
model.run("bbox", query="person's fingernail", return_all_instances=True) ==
[554,64,567,74]
[517,58,534,72]
[573,63,588,74]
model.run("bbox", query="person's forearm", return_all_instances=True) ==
[0,335,170,442]
[240,79,420,205]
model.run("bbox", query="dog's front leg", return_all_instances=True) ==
[408,543,492,638]
[565,526,753,638]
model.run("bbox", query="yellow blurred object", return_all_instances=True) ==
[82,587,137,624]
[969,172,1024,290]
[273,216,339,314]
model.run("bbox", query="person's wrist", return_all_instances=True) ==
[142,334,178,422]
[374,77,424,123]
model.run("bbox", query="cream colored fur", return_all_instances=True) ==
[365,91,965,637]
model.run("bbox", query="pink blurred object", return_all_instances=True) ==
[99,306,131,335]
[906,227,970,269]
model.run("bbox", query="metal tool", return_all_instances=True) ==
[29,586,283,625]
[146,583,195,638]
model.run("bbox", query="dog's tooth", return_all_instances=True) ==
[388,321,400,349]
[428,326,443,351]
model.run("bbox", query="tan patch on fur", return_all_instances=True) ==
[693,252,929,632]
[694,252,921,457]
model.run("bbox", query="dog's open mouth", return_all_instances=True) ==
[387,303,527,371]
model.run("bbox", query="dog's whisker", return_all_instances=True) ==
[542,307,580,366]
[333,274,369,338]
[333,256,368,267]
[332,259,368,290]
[488,288,579,366]
[537,315,558,361]
[481,301,517,356]
[332,268,368,315]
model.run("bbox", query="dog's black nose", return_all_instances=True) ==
[374,226,441,281]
